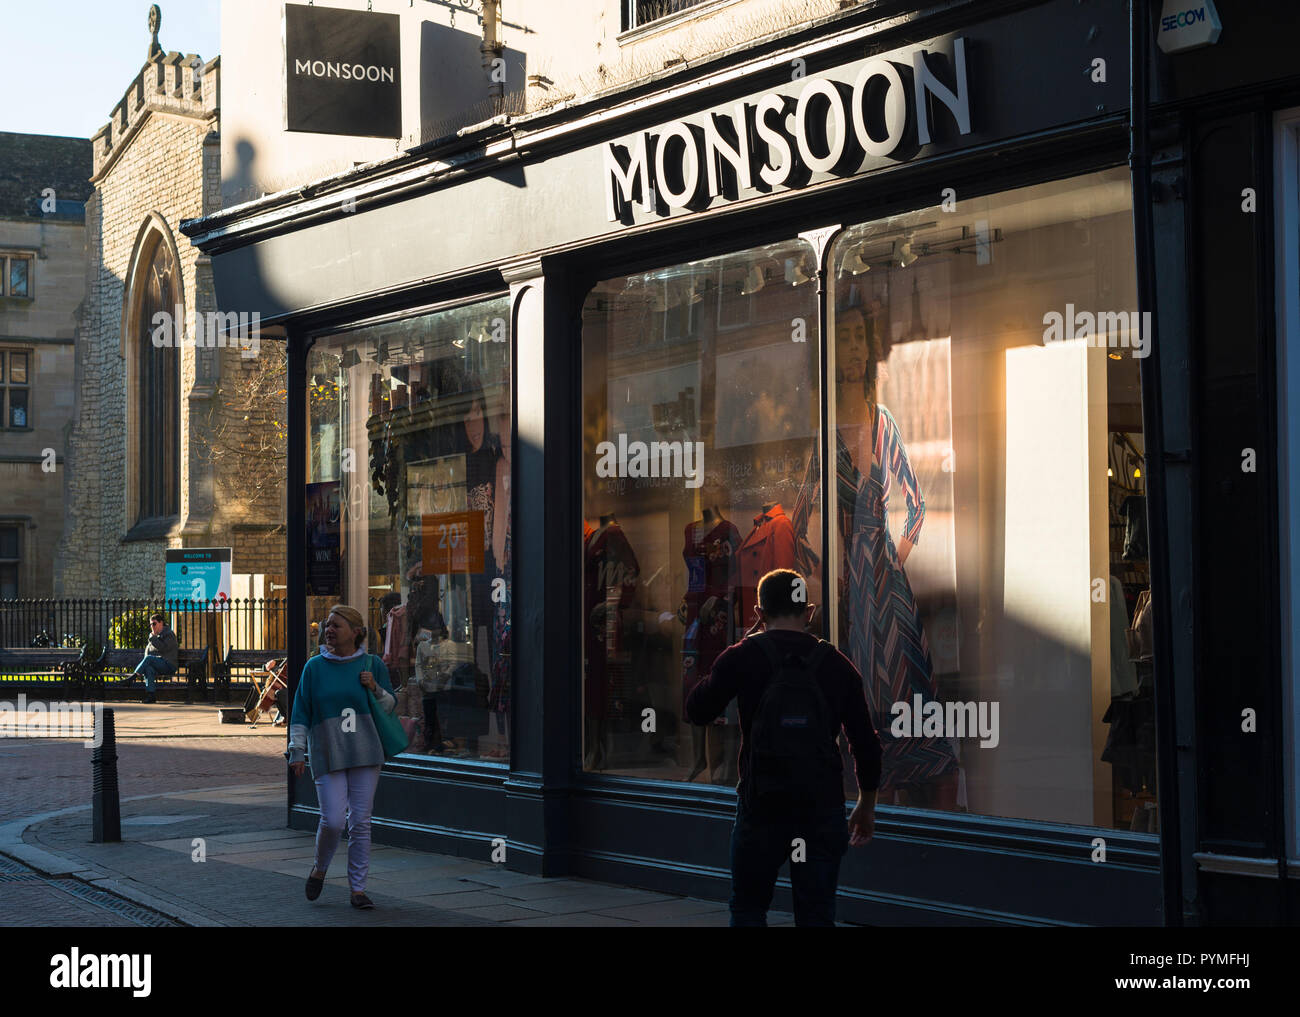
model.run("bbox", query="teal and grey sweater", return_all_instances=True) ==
[286,652,398,779]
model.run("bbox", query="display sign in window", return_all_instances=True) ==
[422,511,485,575]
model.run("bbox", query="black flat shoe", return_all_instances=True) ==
[305,870,325,901]
[350,892,375,909]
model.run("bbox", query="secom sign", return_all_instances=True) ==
[604,37,971,223]
[284,2,402,139]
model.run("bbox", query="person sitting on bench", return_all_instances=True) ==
[132,613,178,704]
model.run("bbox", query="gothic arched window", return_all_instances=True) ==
[136,239,180,522]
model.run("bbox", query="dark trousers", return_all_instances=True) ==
[729,804,849,927]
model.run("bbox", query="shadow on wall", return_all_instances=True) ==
[230,138,258,207]
[418,19,527,145]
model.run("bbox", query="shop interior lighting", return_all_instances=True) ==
[739,264,765,296]
[375,338,391,364]
[340,348,362,369]
[785,258,813,286]
[895,238,919,267]
[845,247,872,275]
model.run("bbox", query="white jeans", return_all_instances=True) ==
[313,765,382,893]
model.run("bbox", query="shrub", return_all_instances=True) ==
[108,608,156,651]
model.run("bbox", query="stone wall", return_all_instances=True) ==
[55,51,287,599]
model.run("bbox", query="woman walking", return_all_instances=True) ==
[287,604,397,909]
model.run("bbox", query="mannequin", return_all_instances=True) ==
[679,504,741,782]
[584,513,640,770]
[832,306,958,808]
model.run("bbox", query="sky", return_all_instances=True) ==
[1,0,221,139]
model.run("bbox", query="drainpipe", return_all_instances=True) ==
[481,0,504,113]
[1130,0,1186,927]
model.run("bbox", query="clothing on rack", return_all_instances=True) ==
[382,605,410,672]
[1120,495,1148,561]
[681,516,741,720]
[584,521,640,721]
[1109,576,1138,698]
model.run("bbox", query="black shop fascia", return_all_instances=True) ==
[604,37,971,225]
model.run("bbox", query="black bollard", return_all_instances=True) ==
[91,707,121,843]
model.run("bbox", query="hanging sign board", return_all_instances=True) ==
[165,548,233,605]
[284,3,402,138]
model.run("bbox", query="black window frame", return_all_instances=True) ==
[0,522,20,599]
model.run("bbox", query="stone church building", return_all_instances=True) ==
[56,28,285,597]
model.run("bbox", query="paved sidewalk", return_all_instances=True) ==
[3,782,794,927]
[0,700,796,927]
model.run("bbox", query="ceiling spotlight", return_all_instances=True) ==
[785,258,813,286]
[452,336,468,349]
[739,265,765,296]
[1107,351,1123,360]
[895,239,919,268]
[688,278,705,305]
[375,339,391,364]
[340,348,361,369]
[845,247,872,276]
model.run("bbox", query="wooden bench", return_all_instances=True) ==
[0,647,85,683]
[84,647,210,702]
[212,648,286,702]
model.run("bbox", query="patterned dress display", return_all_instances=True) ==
[802,407,958,793]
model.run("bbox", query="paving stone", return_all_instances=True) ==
[519,889,677,915]
[409,889,519,910]
[591,898,730,922]
[451,903,550,921]
[508,912,640,927]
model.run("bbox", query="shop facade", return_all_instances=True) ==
[185,0,1300,925]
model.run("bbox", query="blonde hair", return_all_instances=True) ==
[326,604,367,646]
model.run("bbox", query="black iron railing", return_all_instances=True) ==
[0,597,288,662]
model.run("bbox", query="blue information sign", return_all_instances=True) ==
[164,548,233,605]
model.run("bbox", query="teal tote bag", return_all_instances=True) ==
[365,654,409,759]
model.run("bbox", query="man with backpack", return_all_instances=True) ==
[686,568,880,927]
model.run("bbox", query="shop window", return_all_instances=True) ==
[580,168,1155,833]
[307,296,513,763]
[581,239,822,779]
[1,253,33,298]
[0,350,31,429]
[0,524,19,598]
[826,167,1153,830]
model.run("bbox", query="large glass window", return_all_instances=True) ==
[827,168,1154,831]
[307,296,513,762]
[581,239,822,780]
[581,168,1156,833]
